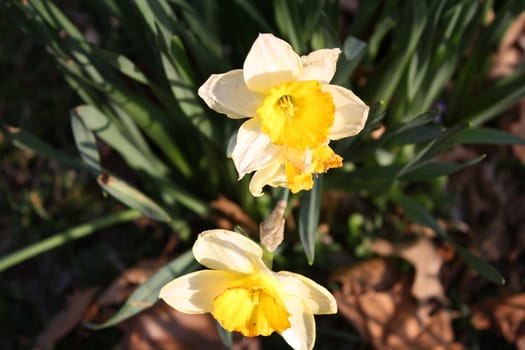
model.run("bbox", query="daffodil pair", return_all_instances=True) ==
[159,229,336,350]
[199,33,369,196]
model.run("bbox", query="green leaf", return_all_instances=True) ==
[299,177,323,264]
[363,1,428,106]
[326,164,401,194]
[273,0,302,52]
[393,193,504,284]
[70,110,101,175]
[3,124,85,170]
[88,45,149,85]
[0,209,142,272]
[386,124,442,147]
[216,322,233,349]
[460,127,525,145]
[97,173,171,222]
[333,36,368,86]
[71,105,170,177]
[399,155,485,182]
[86,250,199,329]
[70,107,209,217]
[232,0,274,32]
[398,123,469,177]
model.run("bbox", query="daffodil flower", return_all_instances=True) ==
[159,229,337,350]
[198,33,369,196]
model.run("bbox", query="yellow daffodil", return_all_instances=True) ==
[198,33,369,196]
[159,229,337,350]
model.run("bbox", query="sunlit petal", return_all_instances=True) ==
[276,271,337,314]
[323,84,369,140]
[243,33,302,93]
[280,296,316,350]
[232,118,281,179]
[159,270,236,314]
[193,229,262,273]
[198,69,263,119]
[298,48,341,83]
[249,161,287,197]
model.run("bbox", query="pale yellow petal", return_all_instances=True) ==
[280,296,316,350]
[193,229,262,273]
[248,161,287,197]
[323,84,369,140]
[298,48,341,83]
[283,147,312,172]
[159,270,236,314]
[276,271,337,314]
[198,69,263,119]
[232,118,281,179]
[243,33,302,93]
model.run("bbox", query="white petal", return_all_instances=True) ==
[298,48,341,83]
[159,270,235,314]
[232,118,281,179]
[276,271,337,315]
[198,69,263,119]
[248,161,287,197]
[280,296,316,350]
[323,84,369,140]
[243,33,302,93]
[193,229,262,273]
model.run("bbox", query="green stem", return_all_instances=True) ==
[262,247,274,269]
[0,209,142,272]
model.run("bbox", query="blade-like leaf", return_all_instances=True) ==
[97,173,171,222]
[70,111,101,175]
[393,193,504,284]
[299,176,323,264]
[72,105,170,177]
[399,155,486,182]
[460,127,525,145]
[398,123,469,177]
[3,124,85,170]
[0,209,142,272]
[86,250,199,329]
[326,164,401,194]
[332,36,368,87]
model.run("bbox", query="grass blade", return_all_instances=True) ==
[97,173,171,222]
[460,127,525,145]
[0,209,142,272]
[86,250,199,329]
[299,176,323,264]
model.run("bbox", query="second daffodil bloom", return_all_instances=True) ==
[159,229,337,350]
[198,33,369,196]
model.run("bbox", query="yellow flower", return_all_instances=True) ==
[159,229,337,350]
[198,33,369,196]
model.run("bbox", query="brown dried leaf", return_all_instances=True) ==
[210,195,258,233]
[34,288,98,349]
[511,100,525,164]
[122,302,260,350]
[332,259,461,350]
[491,11,525,78]
[370,237,447,303]
[97,259,158,307]
[472,293,525,346]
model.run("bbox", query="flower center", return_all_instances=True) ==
[277,95,297,117]
[211,274,291,337]
[257,80,335,150]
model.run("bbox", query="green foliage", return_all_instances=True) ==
[2,1,525,346]
[86,250,198,329]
